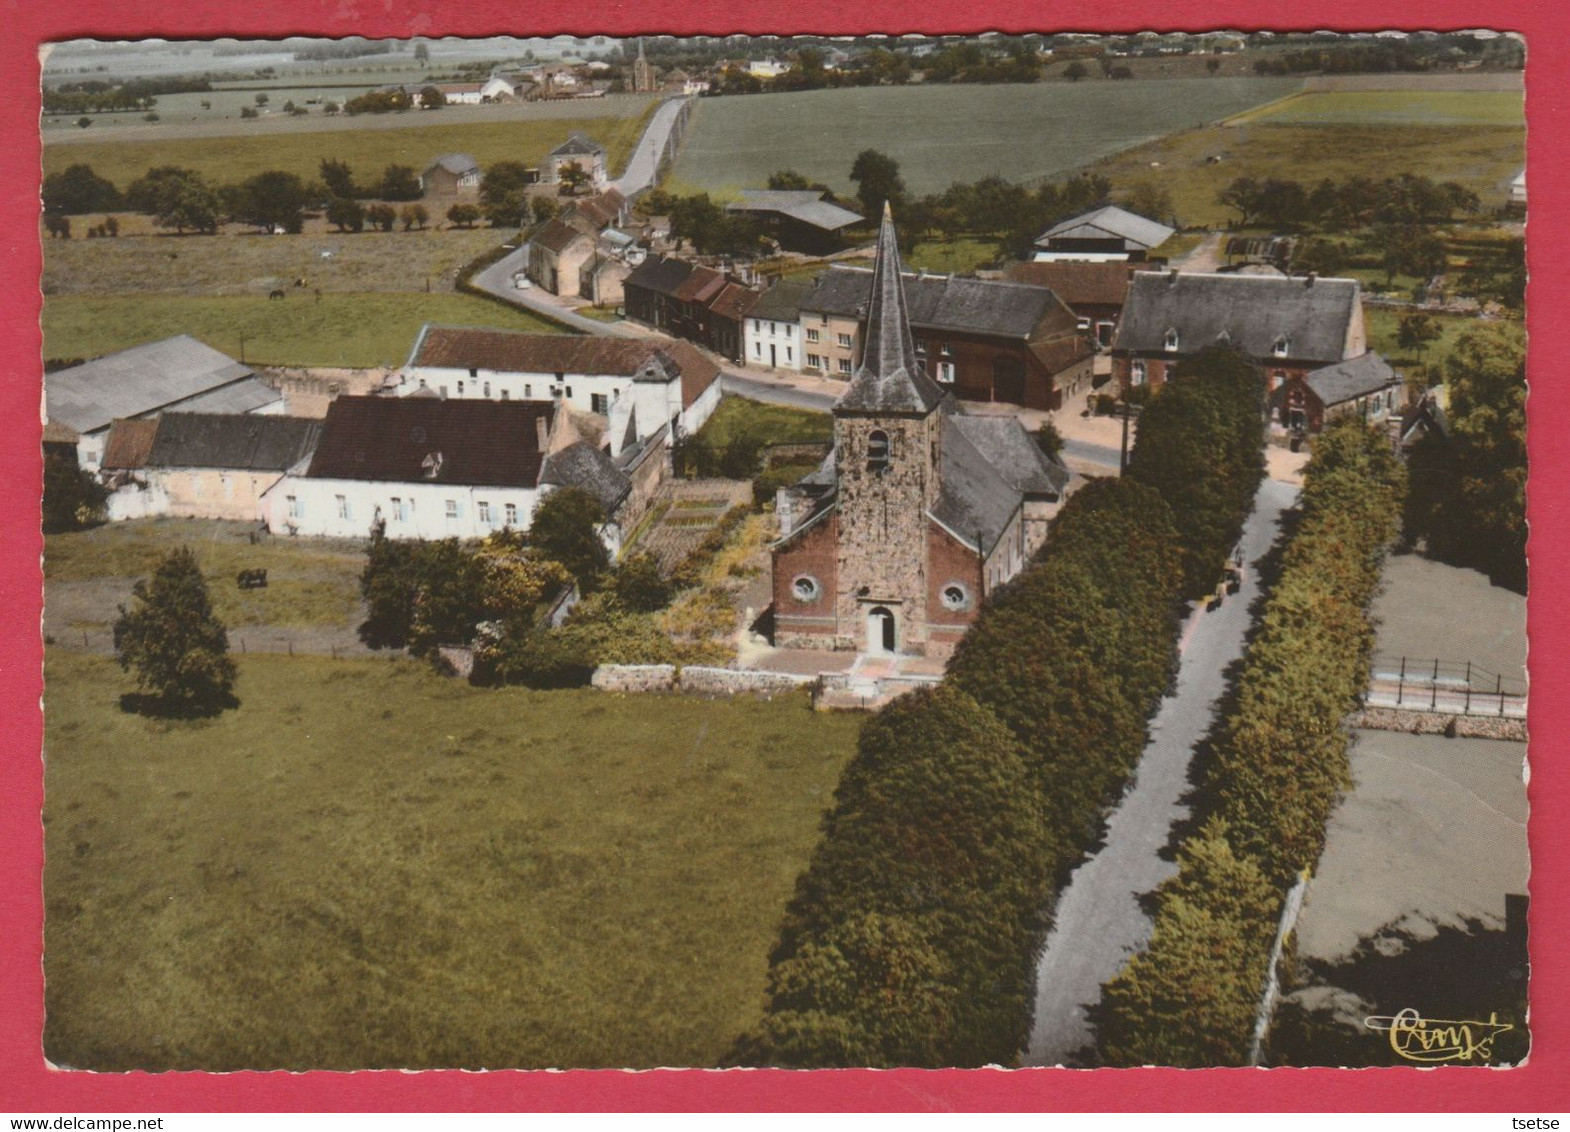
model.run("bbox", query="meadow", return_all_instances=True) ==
[42,650,863,1070]
[668,77,1302,196]
[42,102,655,190]
[1226,89,1524,127]
[42,291,566,368]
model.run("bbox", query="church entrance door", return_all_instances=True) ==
[866,606,897,655]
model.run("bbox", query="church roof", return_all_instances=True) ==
[833,204,945,416]
[930,414,1024,555]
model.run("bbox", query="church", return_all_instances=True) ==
[770,206,1073,658]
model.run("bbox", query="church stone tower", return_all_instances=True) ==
[831,203,947,655]
[631,38,658,94]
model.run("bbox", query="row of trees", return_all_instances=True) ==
[1098,418,1407,1066]
[1404,323,1527,592]
[1218,173,1482,230]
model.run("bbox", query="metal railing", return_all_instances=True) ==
[1365,654,1527,718]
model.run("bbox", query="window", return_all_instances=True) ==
[504,502,518,527]
[806,327,820,343]
[806,353,822,370]
[1077,317,1092,332]
[769,321,777,335]
[335,494,349,520]
[866,429,890,473]
[483,381,491,398]
[754,341,762,358]
[524,384,532,398]
[940,342,952,358]
[390,496,404,521]
[937,361,956,384]
[457,381,465,395]
[591,393,610,414]
[469,367,479,378]
[438,385,448,399]
[837,332,853,348]
[791,575,821,603]
[1163,328,1180,352]
[500,389,510,401]
[286,495,301,519]
[785,346,793,363]
[1131,360,1147,387]
[478,501,492,525]
[940,583,973,612]
[418,378,427,389]
[566,386,573,399]
[838,357,853,375]
[1273,336,1290,358]
[445,499,460,520]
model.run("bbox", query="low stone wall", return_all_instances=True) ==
[589,663,814,697]
[591,664,677,693]
[1352,706,1526,743]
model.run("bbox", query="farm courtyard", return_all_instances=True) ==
[42,650,864,1070]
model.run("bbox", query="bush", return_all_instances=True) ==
[112,547,237,717]
[42,450,107,533]
[530,488,610,591]
[609,551,671,612]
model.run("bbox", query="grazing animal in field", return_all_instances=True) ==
[237,568,268,589]
[269,288,285,300]
[294,277,306,287]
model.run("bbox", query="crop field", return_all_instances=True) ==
[1086,122,1524,229]
[42,101,656,190]
[669,78,1302,196]
[42,651,863,1069]
[42,292,566,368]
[1226,90,1524,127]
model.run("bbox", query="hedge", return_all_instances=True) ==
[1097,418,1406,1067]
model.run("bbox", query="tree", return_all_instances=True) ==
[326,197,366,232]
[529,487,609,589]
[1217,177,1261,226]
[446,202,481,228]
[239,106,258,119]
[1034,418,1065,459]
[400,203,429,230]
[850,148,905,218]
[318,157,358,200]
[420,85,446,110]
[112,547,237,717]
[366,203,397,232]
[608,552,670,612]
[378,163,422,201]
[1120,181,1174,226]
[76,116,91,128]
[413,40,429,64]
[530,195,560,224]
[43,214,71,239]
[557,160,591,197]
[1064,60,1088,81]
[42,450,107,533]
[481,160,536,226]
[323,100,341,116]
[235,170,308,233]
[127,166,220,234]
[43,163,122,214]
[254,92,269,107]
[1396,312,1443,375]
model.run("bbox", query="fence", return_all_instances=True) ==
[1364,654,1526,718]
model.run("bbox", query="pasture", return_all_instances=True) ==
[668,77,1302,196]
[1226,90,1524,127]
[42,101,656,190]
[42,292,566,368]
[42,651,863,1069]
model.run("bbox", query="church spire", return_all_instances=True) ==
[835,203,945,415]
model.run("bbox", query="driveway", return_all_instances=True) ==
[1023,476,1301,1066]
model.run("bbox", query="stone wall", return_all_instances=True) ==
[1352,706,1526,743]
[590,663,815,697]
[591,664,677,693]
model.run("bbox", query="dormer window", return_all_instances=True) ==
[1163,328,1180,352]
[866,429,890,474]
[422,451,444,479]
[1273,335,1291,358]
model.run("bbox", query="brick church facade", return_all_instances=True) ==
[770,206,1072,659]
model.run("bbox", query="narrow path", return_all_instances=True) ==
[610,96,692,197]
[469,249,647,336]
[1023,476,1300,1066]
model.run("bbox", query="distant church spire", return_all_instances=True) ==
[835,203,945,414]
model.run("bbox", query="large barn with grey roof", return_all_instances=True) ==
[771,207,1072,659]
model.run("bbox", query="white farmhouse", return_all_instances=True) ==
[741,277,814,372]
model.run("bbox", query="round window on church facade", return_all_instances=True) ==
[792,575,822,603]
[940,582,972,612]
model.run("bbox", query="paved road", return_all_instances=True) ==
[1023,476,1300,1066]
[470,248,647,337]
[611,96,691,197]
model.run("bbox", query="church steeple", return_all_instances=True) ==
[835,203,945,415]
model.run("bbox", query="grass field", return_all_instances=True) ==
[45,519,366,632]
[43,227,509,297]
[1226,90,1524,127]
[43,651,863,1069]
[42,291,567,367]
[1085,123,1524,229]
[1364,306,1486,382]
[42,107,655,192]
[694,396,832,449]
[669,78,1301,196]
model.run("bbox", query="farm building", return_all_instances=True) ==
[743,277,816,372]
[542,132,610,190]
[1032,205,1175,263]
[725,190,865,255]
[421,153,482,196]
[1111,270,1365,397]
[797,265,1093,411]
[623,255,764,363]
[99,412,323,523]
[1269,351,1405,436]
[264,396,641,551]
[1004,260,1141,348]
[523,190,638,300]
[771,208,1072,660]
[45,335,282,471]
[396,324,722,457]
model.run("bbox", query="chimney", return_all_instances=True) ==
[536,414,549,451]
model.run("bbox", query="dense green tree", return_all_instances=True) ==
[446,202,481,228]
[609,552,671,612]
[529,487,609,590]
[1396,312,1443,375]
[1120,181,1174,226]
[365,202,397,232]
[1064,60,1088,81]
[127,166,221,234]
[42,450,107,533]
[378,163,422,201]
[42,163,121,215]
[529,195,560,225]
[326,196,366,232]
[849,148,905,217]
[419,85,446,109]
[112,547,237,716]
[557,160,591,197]
[399,203,429,231]
[235,170,308,233]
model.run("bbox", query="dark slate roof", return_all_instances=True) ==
[549,131,605,157]
[947,415,1071,499]
[46,335,258,435]
[306,396,554,488]
[530,216,594,255]
[1005,260,1139,307]
[145,413,324,472]
[750,276,815,322]
[1113,271,1361,363]
[835,205,945,416]
[539,440,632,514]
[427,153,479,175]
[1036,205,1175,250]
[931,414,1021,554]
[802,265,1065,340]
[1302,352,1401,406]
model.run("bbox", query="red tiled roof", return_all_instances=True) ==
[569,189,626,229]
[1005,261,1138,308]
[100,418,159,470]
[530,216,594,255]
[659,339,724,410]
[674,264,727,304]
[707,281,763,322]
[306,397,554,488]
